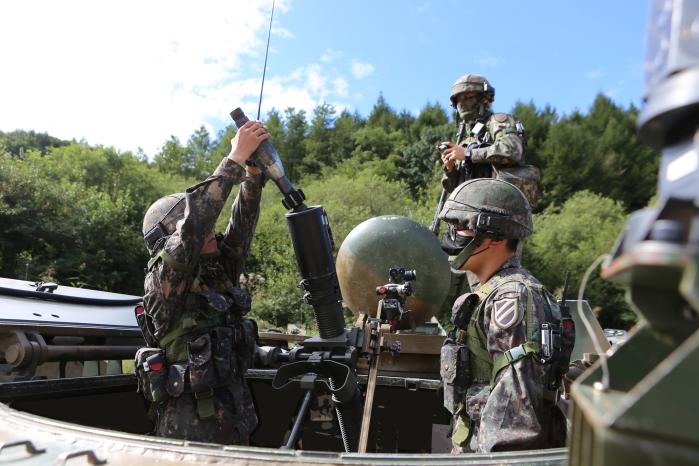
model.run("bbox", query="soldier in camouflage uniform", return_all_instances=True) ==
[438,74,540,207]
[136,120,268,445]
[438,178,570,453]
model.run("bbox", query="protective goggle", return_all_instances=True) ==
[456,92,482,101]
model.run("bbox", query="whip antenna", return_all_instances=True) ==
[257,0,275,120]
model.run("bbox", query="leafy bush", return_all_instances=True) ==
[523,191,635,328]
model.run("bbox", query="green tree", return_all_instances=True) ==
[410,102,449,142]
[367,94,400,132]
[186,126,214,179]
[282,108,308,181]
[247,161,431,328]
[210,126,237,163]
[0,130,68,158]
[398,123,452,194]
[154,136,189,176]
[537,94,658,211]
[512,101,558,172]
[523,191,634,329]
[302,103,337,174]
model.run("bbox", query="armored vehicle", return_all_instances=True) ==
[2,0,698,463]
[0,215,606,466]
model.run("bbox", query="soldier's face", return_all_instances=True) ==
[456,92,481,119]
[454,229,492,271]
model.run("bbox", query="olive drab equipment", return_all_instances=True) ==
[438,178,533,270]
[136,253,259,420]
[439,178,574,429]
[447,74,542,207]
[449,74,495,107]
[142,193,186,256]
[440,275,574,416]
[136,193,258,420]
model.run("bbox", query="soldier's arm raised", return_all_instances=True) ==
[161,122,267,289]
[220,167,264,263]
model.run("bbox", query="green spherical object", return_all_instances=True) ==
[336,215,451,327]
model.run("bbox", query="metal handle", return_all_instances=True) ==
[0,439,46,455]
[55,449,107,466]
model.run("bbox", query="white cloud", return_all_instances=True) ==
[321,49,343,63]
[272,26,294,39]
[587,69,605,79]
[351,60,375,79]
[0,0,286,156]
[333,77,349,97]
[251,64,352,116]
[0,0,370,156]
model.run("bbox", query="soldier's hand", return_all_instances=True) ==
[438,141,456,172]
[228,121,269,166]
[440,143,469,172]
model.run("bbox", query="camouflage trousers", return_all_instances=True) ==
[450,401,567,453]
[155,378,258,445]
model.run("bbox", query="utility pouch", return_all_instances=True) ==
[228,287,252,315]
[134,304,158,347]
[187,333,216,393]
[493,164,542,207]
[212,326,234,380]
[135,347,168,403]
[440,342,470,414]
[236,318,258,373]
[166,363,187,398]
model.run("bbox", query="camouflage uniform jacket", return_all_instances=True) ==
[441,112,525,194]
[451,256,566,453]
[143,157,263,445]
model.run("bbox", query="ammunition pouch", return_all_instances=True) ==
[135,347,168,404]
[440,341,471,415]
[234,317,258,374]
[195,286,252,316]
[187,333,217,393]
[166,363,187,397]
[136,318,258,420]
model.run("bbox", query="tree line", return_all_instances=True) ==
[0,94,658,329]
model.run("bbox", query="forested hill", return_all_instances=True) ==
[0,94,657,329]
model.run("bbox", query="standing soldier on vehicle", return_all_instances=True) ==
[438,178,572,453]
[135,120,268,445]
[437,74,540,206]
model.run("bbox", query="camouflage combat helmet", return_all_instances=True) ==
[449,74,495,107]
[438,179,532,269]
[142,193,186,255]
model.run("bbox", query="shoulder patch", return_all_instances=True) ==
[492,296,521,330]
[493,113,510,123]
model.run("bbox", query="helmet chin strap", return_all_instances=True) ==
[449,233,487,270]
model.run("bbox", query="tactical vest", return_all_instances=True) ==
[463,276,541,386]
[441,274,569,416]
[458,114,542,206]
[135,248,257,420]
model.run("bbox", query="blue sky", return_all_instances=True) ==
[0,0,650,156]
